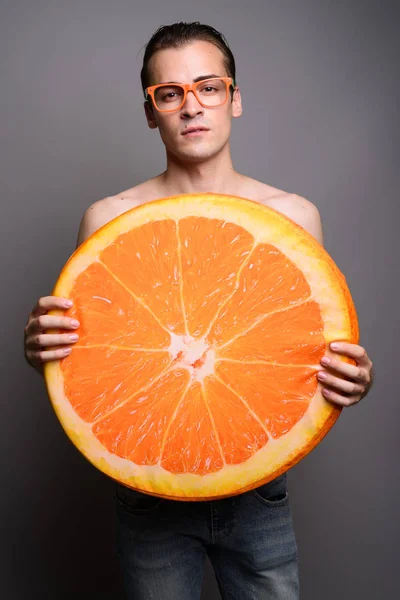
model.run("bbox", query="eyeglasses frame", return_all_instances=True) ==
[144,77,236,113]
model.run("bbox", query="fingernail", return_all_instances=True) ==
[71,319,80,327]
[330,343,340,350]
[69,334,79,341]
[321,357,331,365]
[64,300,73,308]
[63,347,72,355]
[318,371,327,379]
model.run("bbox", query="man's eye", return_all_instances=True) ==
[161,92,177,101]
[160,90,183,102]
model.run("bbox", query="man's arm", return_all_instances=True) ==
[285,194,374,407]
[24,197,118,375]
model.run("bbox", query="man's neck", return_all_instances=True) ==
[159,148,244,196]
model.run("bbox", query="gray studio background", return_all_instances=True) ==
[1,1,398,599]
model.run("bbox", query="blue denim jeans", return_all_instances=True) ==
[115,472,299,599]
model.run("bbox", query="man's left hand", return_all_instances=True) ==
[317,342,374,407]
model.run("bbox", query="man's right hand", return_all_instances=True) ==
[24,296,80,376]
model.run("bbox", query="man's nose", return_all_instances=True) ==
[181,90,204,116]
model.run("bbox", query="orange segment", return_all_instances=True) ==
[178,217,254,337]
[215,361,315,438]
[67,262,171,349]
[203,377,269,464]
[62,346,171,422]
[100,220,186,334]
[208,243,311,346]
[217,300,325,364]
[160,381,224,475]
[93,368,190,463]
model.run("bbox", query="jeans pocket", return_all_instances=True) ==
[115,483,165,515]
[252,473,289,506]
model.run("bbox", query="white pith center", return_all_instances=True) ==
[169,333,216,381]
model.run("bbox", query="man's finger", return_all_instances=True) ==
[329,342,370,365]
[31,315,80,333]
[36,347,73,363]
[321,356,364,381]
[322,388,358,407]
[318,371,365,395]
[32,296,73,317]
[27,332,79,349]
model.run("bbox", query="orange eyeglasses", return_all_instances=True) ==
[145,77,235,112]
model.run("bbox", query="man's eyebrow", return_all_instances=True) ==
[193,74,221,82]
[159,74,222,84]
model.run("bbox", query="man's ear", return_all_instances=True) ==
[231,86,243,118]
[144,100,158,129]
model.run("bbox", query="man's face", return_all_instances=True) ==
[144,40,242,163]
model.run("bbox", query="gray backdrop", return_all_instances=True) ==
[1,1,398,598]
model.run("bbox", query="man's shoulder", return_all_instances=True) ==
[76,194,132,248]
[76,195,128,244]
[264,190,321,228]
[241,177,313,209]
[88,180,156,216]
[78,179,160,242]
[241,178,323,243]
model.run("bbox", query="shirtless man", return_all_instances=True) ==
[24,22,373,600]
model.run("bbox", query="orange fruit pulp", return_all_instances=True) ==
[44,194,359,500]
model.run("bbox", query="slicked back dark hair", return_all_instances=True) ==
[140,21,236,96]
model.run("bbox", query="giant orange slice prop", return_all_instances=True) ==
[44,194,359,500]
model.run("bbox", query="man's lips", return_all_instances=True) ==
[182,127,209,136]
